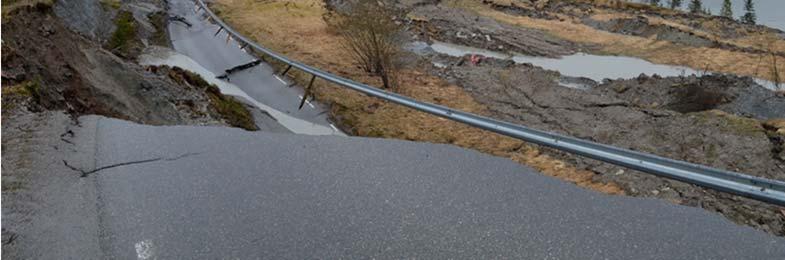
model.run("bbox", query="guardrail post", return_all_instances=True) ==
[213,26,224,37]
[280,65,292,76]
[299,75,316,110]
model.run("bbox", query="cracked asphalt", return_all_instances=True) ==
[37,115,785,258]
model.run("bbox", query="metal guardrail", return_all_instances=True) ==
[193,0,785,206]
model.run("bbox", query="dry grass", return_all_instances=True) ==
[464,0,785,82]
[212,0,624,194]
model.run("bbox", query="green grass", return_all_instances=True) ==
[207,92,258,131]
[693,110,765,137]
[99,0,121,9]
[1,79,42,111]
[164,66,258,130]
[107,11,138,54]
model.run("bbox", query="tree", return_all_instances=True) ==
[688,0,702,14]
[332,2,402,89]
[669,0,682,9]
[720,0,733,18]
[649,0,661,7]
[740,0,756,25]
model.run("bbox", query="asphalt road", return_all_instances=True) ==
[53,116,783,259]
[166,0,340,134]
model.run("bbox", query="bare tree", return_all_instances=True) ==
[331,1,402,89]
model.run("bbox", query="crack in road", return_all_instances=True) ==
[63,152,202,177]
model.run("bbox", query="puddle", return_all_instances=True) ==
[139,47,342,136]
[428,40,782,91]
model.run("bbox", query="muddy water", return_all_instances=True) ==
[428,41,782,90]
[139,48,342,136]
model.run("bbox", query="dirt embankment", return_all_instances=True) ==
[1,2,256,129]
[407,4,579,57]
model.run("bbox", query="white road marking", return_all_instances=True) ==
[274,75,287,85]
[135,240,155,260]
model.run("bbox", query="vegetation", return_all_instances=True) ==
[330,1,402,90]
[206,89,258,131]
[99,0,121,9]
[688,0,702,14]
[648,0,660,7]
[740,0,756,25]
[720,0,732,18]
[107,11,138,54]
[693,110,765,137]
[164,66,258,130]
[668,0,682,9]
[2,79,42,112]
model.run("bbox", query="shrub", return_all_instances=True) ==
[330,1,402,90]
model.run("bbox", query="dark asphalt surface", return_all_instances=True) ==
[167,0,339,132]
[68,116,784,259]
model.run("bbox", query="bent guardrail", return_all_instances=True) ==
[193,0,785,206]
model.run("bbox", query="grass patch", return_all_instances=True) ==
[162,66,258,130]
[693,110,765,137]
[107,11,138,54]
[148,12,170,47]
[3,80,42,101]
[99,0,121,9]
[206,90,258,131]
[2,79,42,111]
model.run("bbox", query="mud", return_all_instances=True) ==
[586,15,717,48]
[429,54,785,235]
[406,4,580,57]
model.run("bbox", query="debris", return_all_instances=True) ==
[168,15,192,27]
[224,59,262,75]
